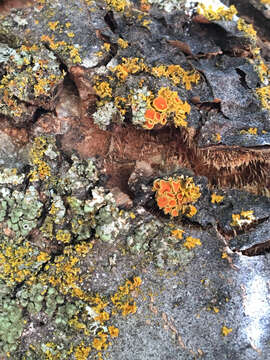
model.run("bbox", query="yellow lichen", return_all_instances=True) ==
[29,137,51,181]
[151,64,200,90]
[197,3,237,21]
[105,0,129,12]
[94,81,113,98]
[108,325,119,338]
[237,19,257,41]
[117,38,129,48]
[171,229,185,239]
[74,342,91,360]
[230,210,255,227]
[56,230,71,243]
[48,21,59,31]
[110,57,148,81]
[111,277,142,316]
[92,331,108,351]
[211,193,224,204]
[222,326,232,336]
[240,127,258,135]
[256,86,270,110]
[183,236,202,250]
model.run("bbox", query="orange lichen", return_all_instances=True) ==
[143,87,191,130]
[153,96,168,112]
[153,175,201,217]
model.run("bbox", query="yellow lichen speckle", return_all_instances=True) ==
[56,230,71,243]
[108,325,119,338]
[211,193,224,204]
[171,229,185,239]
[230,210,255,227]
[183,236,202,250]
[256,86,270,110]
[222,326,232,336]
[74,342,91,360]
[105,0,128,12]
[240,128,258,135]
[48,21,59,31]
[117,38,129,48]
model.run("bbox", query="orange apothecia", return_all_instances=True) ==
[143,87,191,130]
[153,175,201,217]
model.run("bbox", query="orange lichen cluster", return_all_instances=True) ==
[153,175,201,217]
[111,276,142,316]
[143,87,191,129]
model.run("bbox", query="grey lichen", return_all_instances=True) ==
[93,102,123,130]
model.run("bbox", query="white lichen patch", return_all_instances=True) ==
[0,168,25,185]
[93,102,122,130]
[148,0,185,12]
[131,86,152,127]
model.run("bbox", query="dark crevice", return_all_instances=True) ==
[31,107,50,124]
[104,11,118,33]
[241,240,270,256]
[236,68,250,89]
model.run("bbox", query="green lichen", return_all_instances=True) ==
[0,288,26,355]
